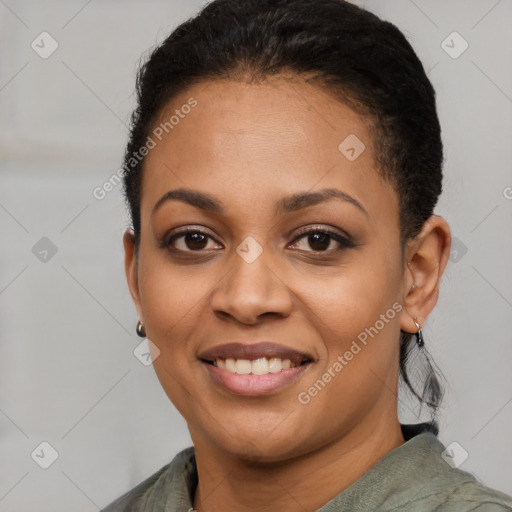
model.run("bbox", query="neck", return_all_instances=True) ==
[192,415,405,512]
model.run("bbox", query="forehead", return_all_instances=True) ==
[149,75,372,164]
[141,75,396,222]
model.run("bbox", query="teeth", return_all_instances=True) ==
[225,358,237,373]
[214,357,297,375]
[252,357,269,375]
[268,357,282,373]
[235,359,252,375]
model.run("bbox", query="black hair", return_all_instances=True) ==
[122,0,445,423]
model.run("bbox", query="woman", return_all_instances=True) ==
[101,0,512,510]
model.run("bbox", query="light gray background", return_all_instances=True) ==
[0,1,511,510]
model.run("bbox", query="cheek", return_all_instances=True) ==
[137,249,215,335]
[299,247,403,382]
[137,258,210,416]
[136,253,212,391]
[308,256,401,332]
[296,268,402,428]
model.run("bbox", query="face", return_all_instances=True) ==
[125,75,410,462]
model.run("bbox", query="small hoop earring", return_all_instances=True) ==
[136,320,146,338]
[413,319,424,348]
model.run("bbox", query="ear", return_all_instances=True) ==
[123,229,143,322]
[400,215,451,333]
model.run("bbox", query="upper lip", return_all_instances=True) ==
[198,342,314,366]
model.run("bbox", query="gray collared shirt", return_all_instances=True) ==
[100,423,512,511]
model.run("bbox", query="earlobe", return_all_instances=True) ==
[400,216,451,333]
[123,229,143,318]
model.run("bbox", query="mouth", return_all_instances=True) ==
[199,341,313,373]
[198,342,314,395]
[203,357,308,374]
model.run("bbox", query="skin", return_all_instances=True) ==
[123,74,451,512]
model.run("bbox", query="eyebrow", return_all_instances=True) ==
[152,187,368,217]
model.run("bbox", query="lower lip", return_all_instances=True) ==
[202,361,311,396]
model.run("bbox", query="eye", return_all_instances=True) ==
[160,225,356,255]
[289,226,355,253]
[162,228,223,252]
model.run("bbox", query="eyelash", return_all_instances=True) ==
[291,226,356,252]
[160,225,356,255]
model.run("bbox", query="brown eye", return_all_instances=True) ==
[290,227,356,253]
[181,232,208,250]
[305,232,331,251]
[164,229,222,252]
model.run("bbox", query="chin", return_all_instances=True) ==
[209,423,310,464]
[226,440,299,464]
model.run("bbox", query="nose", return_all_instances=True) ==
[210,245,294,325]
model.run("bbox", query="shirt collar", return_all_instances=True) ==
[159,421,442,511]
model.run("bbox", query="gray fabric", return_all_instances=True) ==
[100,423,512,511]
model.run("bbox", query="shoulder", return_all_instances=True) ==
[386,469,512,512]
[393,441,512,512]
[99,446,196,512]
[374,430,512,512]
[426,442,512,511]
[429,478,512,512]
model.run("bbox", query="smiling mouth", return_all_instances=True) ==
[202,357,312,376]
